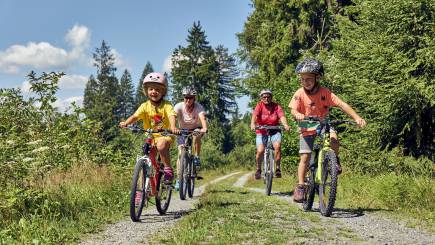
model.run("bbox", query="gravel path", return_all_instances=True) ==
[79,171,241,245]
[242,173,434,245]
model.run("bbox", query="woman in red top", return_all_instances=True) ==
[250,89,290,179]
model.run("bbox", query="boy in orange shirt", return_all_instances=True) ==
[288,58,366,203]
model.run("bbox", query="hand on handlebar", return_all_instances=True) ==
[119,121,128,128]
[355,118,367,127]
[294,113,305,121]
[171,127,180,135]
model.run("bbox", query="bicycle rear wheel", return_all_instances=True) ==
[156,168,173,214]
[187,159,195,198]
[178,149,189,200]
[130,159,148,222]
[318,150,338,217]
[265,150,274,196]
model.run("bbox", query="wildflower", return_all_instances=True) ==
[27,139,43,145]
[32,146,50,153]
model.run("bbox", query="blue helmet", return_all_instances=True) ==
[295,58,324,76]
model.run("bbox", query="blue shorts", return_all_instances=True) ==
[256,132,282,148]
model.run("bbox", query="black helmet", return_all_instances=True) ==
[295,58,324,76]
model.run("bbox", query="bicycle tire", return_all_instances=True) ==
[156,168,173,214]
[302,167,316,211]
[178,149,188,200]
[318,150,338,217]
[130,159,148,222]
[187,158,195,198]
[265,150,274,196]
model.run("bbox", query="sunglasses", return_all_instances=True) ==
[184,96,195,100]
[261,96,271,99]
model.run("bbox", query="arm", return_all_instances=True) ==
[198,113,208,133]
[337,102,367,127]
[250,113,257,130]
[119,115,139,128]
[279,116,290,131]
[169,114,179,133]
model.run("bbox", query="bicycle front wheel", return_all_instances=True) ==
[178,149,189,200]
[265,150,274,196]
[156,168,173,214]
[187,159,195,198]
[318,150,338,217]
[130,159,148,222]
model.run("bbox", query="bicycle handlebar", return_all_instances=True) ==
[125,125,177,135]
[299,117,356,126]
[255,125,283,130]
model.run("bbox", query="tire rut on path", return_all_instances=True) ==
[235,172,434,245]
[79,171,241,245]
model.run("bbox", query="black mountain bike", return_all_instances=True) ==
[178,128,201,200]
[299,117,355,217]
[256,125,282,196]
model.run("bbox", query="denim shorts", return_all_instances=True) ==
[256,132,282,148]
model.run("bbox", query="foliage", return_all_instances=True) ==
[135,61,154,108]
[118,69,135,120]
[0,72,133,243]
[83,40,121,141]
[328,0,435,159]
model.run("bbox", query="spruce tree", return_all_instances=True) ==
[135,62,154,108]
[83,40,120,141]
[171,21,216,110]
[118,69,135,120]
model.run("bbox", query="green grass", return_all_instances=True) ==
[152,170,360,244]
[0,163,131,244]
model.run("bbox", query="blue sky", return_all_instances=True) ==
[0,0,252,112]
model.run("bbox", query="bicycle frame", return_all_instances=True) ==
[263,133,275,179]
[315,126,332,183]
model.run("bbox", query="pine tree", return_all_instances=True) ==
[214,45,239,123]
[118,69,135,120]
[171,21,216,110]
[83,40,120,141]
[135,62,154,108]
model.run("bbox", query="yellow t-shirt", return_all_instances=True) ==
[134,100,176,133]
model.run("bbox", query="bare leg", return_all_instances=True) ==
[298,153,311,185]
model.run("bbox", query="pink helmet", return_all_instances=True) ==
[143,72,168,96]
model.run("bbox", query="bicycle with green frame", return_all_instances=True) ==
[299,116,355,217]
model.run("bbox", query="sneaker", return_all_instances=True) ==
[275,169,282,178]
[193,156,201,171]
[174,180,180,191]
[135,191,142,206]
[254,169,261,180]
[293,184,305,203]
[163,167,174,183]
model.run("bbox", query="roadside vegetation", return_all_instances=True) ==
[1,0,433,243]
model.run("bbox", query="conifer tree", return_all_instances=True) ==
[135,62,154,108]
[83,40,120,140]
[118,69,135,120]
[171,21,216,110]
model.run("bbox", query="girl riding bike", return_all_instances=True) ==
[119,72,179,183]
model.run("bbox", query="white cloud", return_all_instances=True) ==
[163,54,173,73]
[53,96,83,112]
[58,74,88,89]
[20,80,31,93]
[65,25,91,48]
[0,24,92,74]
[111,48,128,70]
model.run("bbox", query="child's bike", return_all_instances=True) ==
[255,125,283,196]
[125,125,176,222]
[299,117,355,217]
[178,128,201,200]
